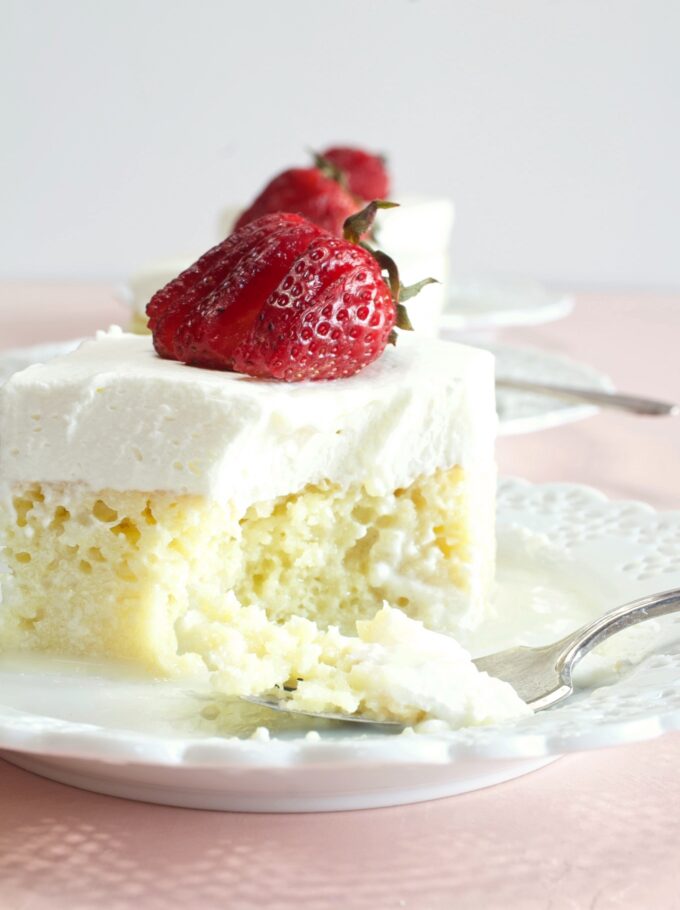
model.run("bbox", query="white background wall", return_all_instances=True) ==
[1,0,679,288]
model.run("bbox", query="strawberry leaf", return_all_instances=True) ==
[343,200,399,245]
[399,277,439,302]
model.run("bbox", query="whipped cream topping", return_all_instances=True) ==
[0,329,495,514]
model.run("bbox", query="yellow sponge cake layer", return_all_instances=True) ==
[0,464,491,674]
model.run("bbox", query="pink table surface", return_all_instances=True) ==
[0,285,679,910]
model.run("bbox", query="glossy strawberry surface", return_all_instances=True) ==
[234,167,357,237]
[232,235,394,381]
[148,212,396,380]
[322,146,390,200]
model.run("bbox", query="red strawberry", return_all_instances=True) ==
[322,146,390,200]
[149,202,410,381]
[234,167,357,237]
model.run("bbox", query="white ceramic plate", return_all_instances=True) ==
[1,479,679,812]
[441,274,574,331]
[0,340,613,437]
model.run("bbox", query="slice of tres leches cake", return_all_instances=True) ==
[0,329,506,722]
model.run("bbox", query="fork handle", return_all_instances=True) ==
[555,587,680,678]
[496,378,679,416]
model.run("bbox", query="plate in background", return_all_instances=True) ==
[441,274,574,331]
[487,341,614,435]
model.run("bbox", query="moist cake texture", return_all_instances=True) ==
[183,603,529,727]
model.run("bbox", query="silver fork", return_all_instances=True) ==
[243,588,680,724]
[496,378,679,416]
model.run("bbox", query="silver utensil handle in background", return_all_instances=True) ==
[556,588,680,677]
[496,377,679,416]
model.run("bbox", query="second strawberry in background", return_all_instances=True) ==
[126,145,455,336]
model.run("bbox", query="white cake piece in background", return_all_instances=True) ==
[0,330,496,725]
[125,256,197,333]
[375,196,455,335]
